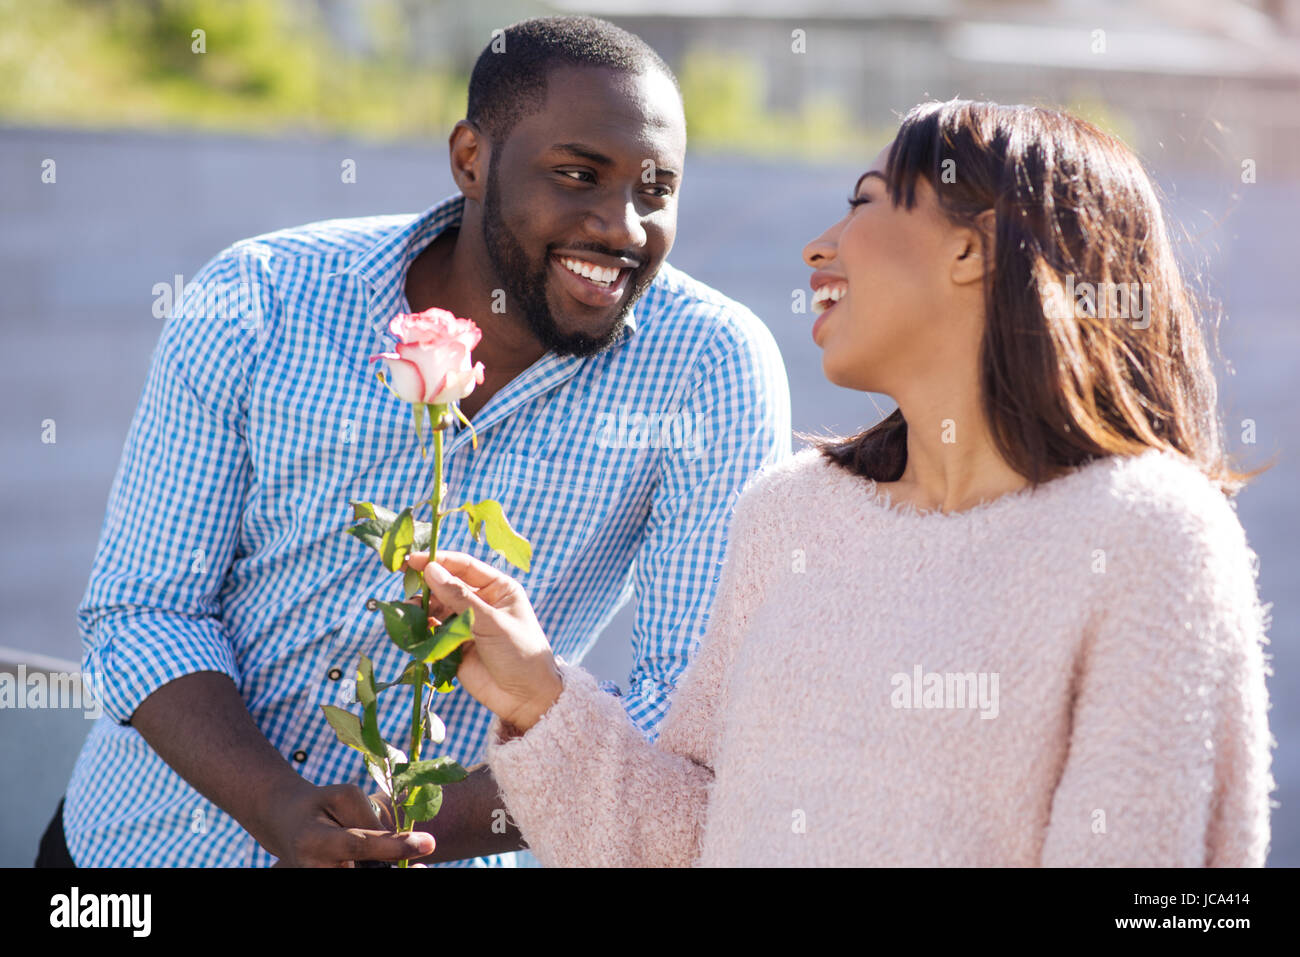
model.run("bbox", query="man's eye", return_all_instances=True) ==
[559,170,595,183]
[644,185,672,199]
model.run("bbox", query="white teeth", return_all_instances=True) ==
[812,282,848,313]
[561,257,620,286]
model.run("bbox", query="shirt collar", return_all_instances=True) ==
[344,192,638,341]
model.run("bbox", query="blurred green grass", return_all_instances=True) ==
[0,0,1131,163]
[0,0,898,158]
[677,48,893,160]
[0,0,468,140]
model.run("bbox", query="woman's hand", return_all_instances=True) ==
[403,551,563,735]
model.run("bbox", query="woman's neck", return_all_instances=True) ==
[887,386,1030,514]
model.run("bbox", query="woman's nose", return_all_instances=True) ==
[803,230,837,268]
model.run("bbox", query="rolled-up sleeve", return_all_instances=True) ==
[620,309,791,741]
[78,247,273,725]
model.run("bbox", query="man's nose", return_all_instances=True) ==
[584,192,648,252]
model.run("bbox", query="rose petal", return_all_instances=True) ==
[432,368,480,404]
[383,356,426,405]
[425,370,452,404]
[388,308,482,350]
[394,340,479,404]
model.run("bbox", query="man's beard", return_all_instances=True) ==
[480,156,651,358]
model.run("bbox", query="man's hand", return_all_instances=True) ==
[367,764,529,865]
[127,671,435,868]
[263,779,434,867]
[368,790,397,830]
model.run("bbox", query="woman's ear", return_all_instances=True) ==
[950,209,997,286]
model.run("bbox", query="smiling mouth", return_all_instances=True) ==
[810,281,847,346]
[812,281,847,314]
[550,253,633,308]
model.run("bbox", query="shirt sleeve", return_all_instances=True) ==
[486,478,768,866]
[618,311,791,741]
[78,246,275,725]
[1040,497,1275,866]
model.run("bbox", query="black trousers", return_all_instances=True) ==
[34,797,76,868]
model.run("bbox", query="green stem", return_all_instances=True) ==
[398,406,446,870]
[408,663,424,766]
[395,785,408,868]
[406,406,445,803]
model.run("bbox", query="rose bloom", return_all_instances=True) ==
[370,308,485,405]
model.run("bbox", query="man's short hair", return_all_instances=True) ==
[466,15,681,145]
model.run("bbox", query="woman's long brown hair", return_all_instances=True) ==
[814,99,1266,495]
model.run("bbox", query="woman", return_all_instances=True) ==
[404,99,1274,866]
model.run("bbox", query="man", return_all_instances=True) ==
[40,15,790,867]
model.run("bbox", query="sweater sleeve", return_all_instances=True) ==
[485,478,768,867]
[1041,494,1275,866]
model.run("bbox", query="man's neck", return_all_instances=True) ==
[405,225,547,379]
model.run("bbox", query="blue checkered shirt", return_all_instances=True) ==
[64,192,792,866]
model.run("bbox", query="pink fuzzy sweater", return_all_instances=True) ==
[486,447,1275,866]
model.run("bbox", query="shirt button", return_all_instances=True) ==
[292,750,308,763]
[327,667,343,681]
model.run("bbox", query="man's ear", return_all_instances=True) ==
[950,209,997,285]
[448,120,488,203]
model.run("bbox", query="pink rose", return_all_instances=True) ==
[369,308,485,405]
